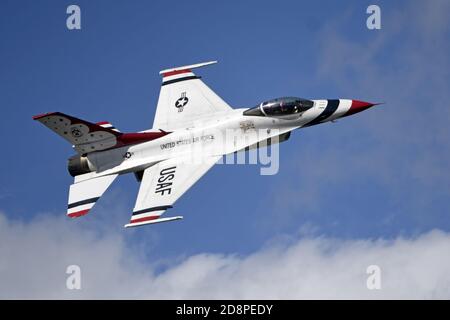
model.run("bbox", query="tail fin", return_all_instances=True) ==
[33,112,121,154]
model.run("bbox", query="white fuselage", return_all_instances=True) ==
[76,99,353,183]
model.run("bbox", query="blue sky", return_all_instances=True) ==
[1,0,449,298]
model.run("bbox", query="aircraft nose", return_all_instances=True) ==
[345,100,377,117]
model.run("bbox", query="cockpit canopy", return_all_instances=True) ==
[243,97,314,117]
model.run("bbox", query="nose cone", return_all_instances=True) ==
[344,100,377,117]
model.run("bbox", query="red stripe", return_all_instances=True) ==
[68,209,90,218]
[32,112,56,120]
[345,100,375,117]
[162,69,191,78]
[96,121,111,125]
[129,215,159,224]
[117,131,169,146]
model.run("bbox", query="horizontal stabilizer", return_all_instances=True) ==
[67,174,118,218]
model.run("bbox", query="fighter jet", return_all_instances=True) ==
[33,61,379,228]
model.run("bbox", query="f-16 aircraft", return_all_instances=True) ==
[33,61,379,228]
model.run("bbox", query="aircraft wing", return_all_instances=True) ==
[125,155,221,228]
[152,61,232,131]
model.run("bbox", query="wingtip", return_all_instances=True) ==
[124,215,183,228]
[159,60,218,75]
[32,112,55,120]
[67,209,90,218]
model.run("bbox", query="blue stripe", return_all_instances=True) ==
[133,205,173,215]
[304,99,340,127]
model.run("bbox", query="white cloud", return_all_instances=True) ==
[1,212,449,299]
